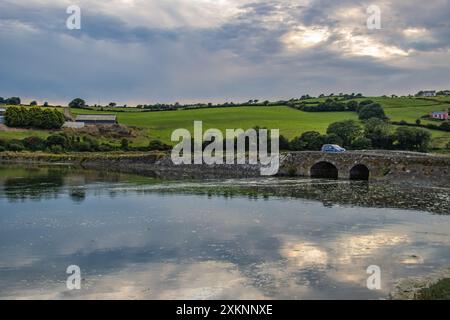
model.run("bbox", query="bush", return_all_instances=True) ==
[7,141,25,151]
[98,143,117,152]
[22,136,46,151]
[0,146,5,152]
[148,140,171,151]
[46,133,69,149]
[121,138,130,150]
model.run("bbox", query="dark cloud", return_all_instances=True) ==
[0,0,449,104]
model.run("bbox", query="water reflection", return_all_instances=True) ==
[0,165,450,300]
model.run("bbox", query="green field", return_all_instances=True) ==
[70,106,359,143]
[1,97,449,150]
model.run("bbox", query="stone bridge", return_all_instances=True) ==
[278,151,450,186]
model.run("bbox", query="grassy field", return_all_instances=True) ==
[0,129,51,140]
[1,97,449,150]
[70,106,359,144]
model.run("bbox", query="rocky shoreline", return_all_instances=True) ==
[0,151,449,187]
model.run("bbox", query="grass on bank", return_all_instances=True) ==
[417,278,450,300]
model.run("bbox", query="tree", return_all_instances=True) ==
[30,101,37,106]
[322,133,343,146]
[43,102,49,107]
[358,103,386,120]
[109,102,117,107]
[395,127,431,152]
[326,120,362,147]
[351,137,372,150]
[346,100,358,111]
[6,97,21,105]
[289,131,324,151]
[0,97,4,104]
[40,109,65,129]
[4,106,64,129]
[364,118,394,149]
[68,98,86,109]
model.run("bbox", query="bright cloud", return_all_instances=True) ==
[282,26,330,50]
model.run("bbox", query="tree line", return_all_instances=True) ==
[284,118,432,152]
[292,99,387,120]
[4,106,65,129]
[0,132,171,153]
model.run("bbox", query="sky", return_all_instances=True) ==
[1,0,449,105]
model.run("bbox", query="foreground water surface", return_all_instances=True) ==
[0,165,449,300]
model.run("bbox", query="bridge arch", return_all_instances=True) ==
[310,161,339,179]
[349,164,370,180]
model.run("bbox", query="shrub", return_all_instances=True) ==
[148,140,171,151]
[121,138,130,150]
[46,133,69,149]
[7,140,25,151]
[98,143,116,152]
[22,136,46,151]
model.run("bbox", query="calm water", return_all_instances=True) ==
[0,165,449,300]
